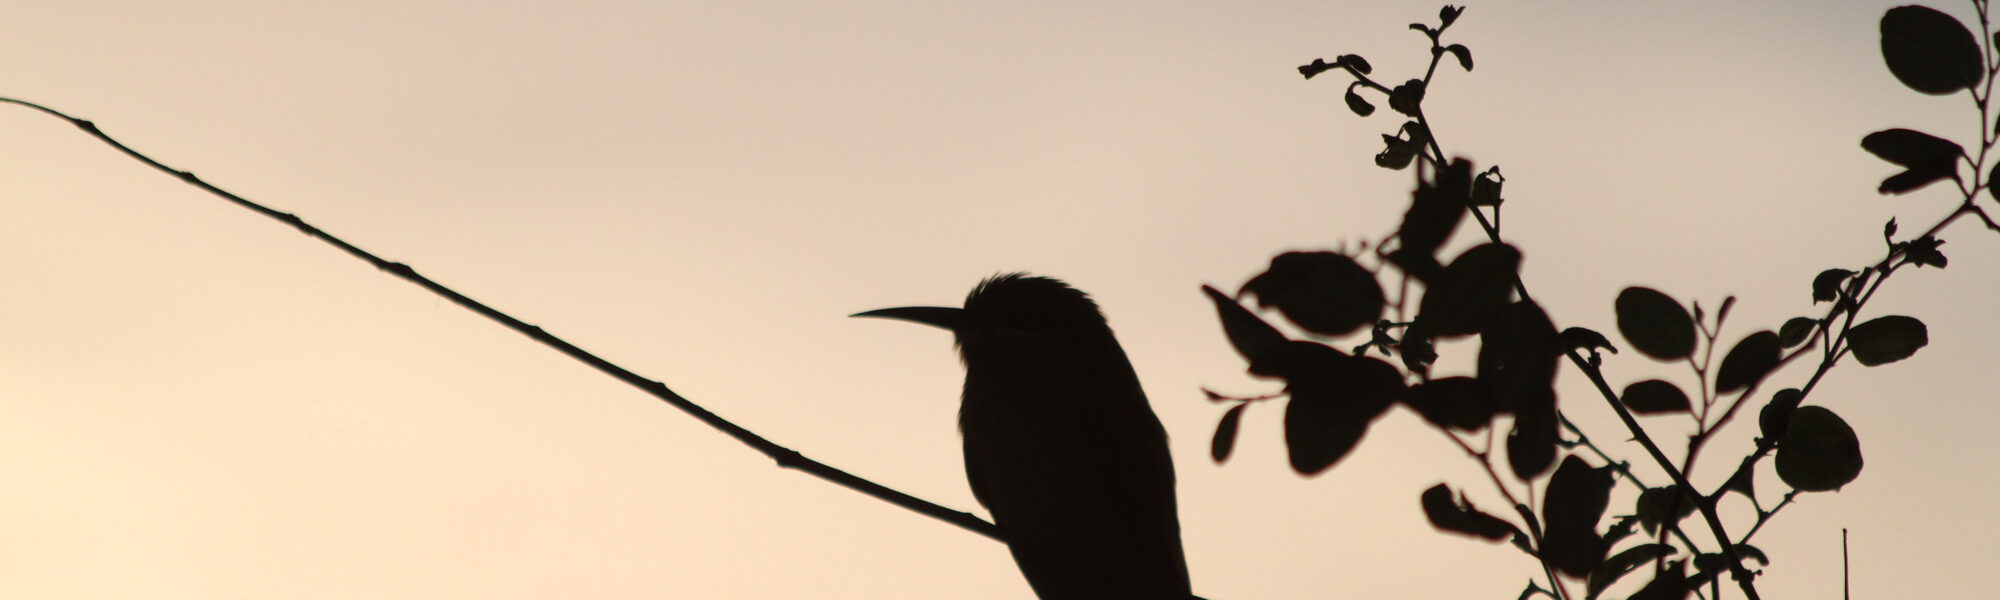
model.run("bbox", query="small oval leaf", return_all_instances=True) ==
[1388,79,1426,116]
[1338,53,1373,75]
[1759,388,1805,442]
[1776,405,1864,492]
[1445,44,1473,71]
[1615,287,1695,360]
[1621,379,1691,415]
[1813,268,1854,303]
[1846,315,1928,366]
[1881,5,1984,95]
[1715,331,1781,394]
[1297,58,1334,79]
[1861,128,1962,194]
[1778,316,1817,348]
[1344,86,1376,117]
[1211,404,1246,463]
[1420,483,1514,541]
[1241,251,1386,337]
[1861,128,1962,167]
[1634,486,1697,535]
[1542,456,1614,575]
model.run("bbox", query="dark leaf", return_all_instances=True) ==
[1399,320,1438,373]
[1615,287,1696,360]
[1901,235,1948,269]
[1203,284,1288,363]
[1420,483,1515,541]
[1776,405,1864,492]
[1812,268,1854,303]
[1389,79,1427,116]
[1211,404,1246,463]
[1445,44,1474,70]
[1201,388,1228,402]
[1587,543,1676,599]
[1715,331,1780,395]
[1877,163,1958,194]
[1861,128,1962,194]
[1390,159,1474,281]
[1472,168,1505,206]
[1627,560,1689,600]
[1717,296,1736,325]
[1561,327,1618,356]
[1420,243,1521,337]
[1480,301,1561,410]
[1402,120,1432,147]
[1506,407,1558,481]
[1439,5,1464,29]
[1249,340,1337,380]
[1620,379,1691,415]
[1299,58,1335,79]
[1759,388,1805,442]
[1542,455,1614,576]
[1271,343,1403,475]
[1377,135,1421,170]
[1881,5,1984,94]
[1344,85,1377,117]
[1634,486,1697,535]
[1339,53,1373,75]
[1401,376,1496,432]
[1884,217,1899,239]
[1484,302,1560,480]
[1241,251,1386,337]
[1846,315,1928,366]
[1992,162,1999,202]
[1777,317,1816,348]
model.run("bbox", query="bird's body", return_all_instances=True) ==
[857,274,1191,600]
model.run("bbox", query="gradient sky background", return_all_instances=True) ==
[1,0,1995,598]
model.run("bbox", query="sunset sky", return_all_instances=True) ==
[0,0,1994,598]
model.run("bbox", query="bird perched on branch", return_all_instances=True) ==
[855,273,1192,599]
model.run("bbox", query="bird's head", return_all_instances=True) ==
[851,273,1113,353]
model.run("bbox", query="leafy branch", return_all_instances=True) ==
[1205,3,2000,599]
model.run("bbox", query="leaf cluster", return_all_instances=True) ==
[1203,4,2000,599]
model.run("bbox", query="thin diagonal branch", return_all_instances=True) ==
[0,96,1002,543]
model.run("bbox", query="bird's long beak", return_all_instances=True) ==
[851,306,963,331]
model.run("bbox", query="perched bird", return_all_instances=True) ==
[855,273,1192,600]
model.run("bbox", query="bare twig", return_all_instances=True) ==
[0,96,1003,543]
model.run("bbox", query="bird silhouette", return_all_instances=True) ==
[855,273,1193,599]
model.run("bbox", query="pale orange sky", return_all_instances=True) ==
[0,0,1994,598]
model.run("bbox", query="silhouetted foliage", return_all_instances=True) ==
[10,3,1996,599]
[1201,4,2000,598]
